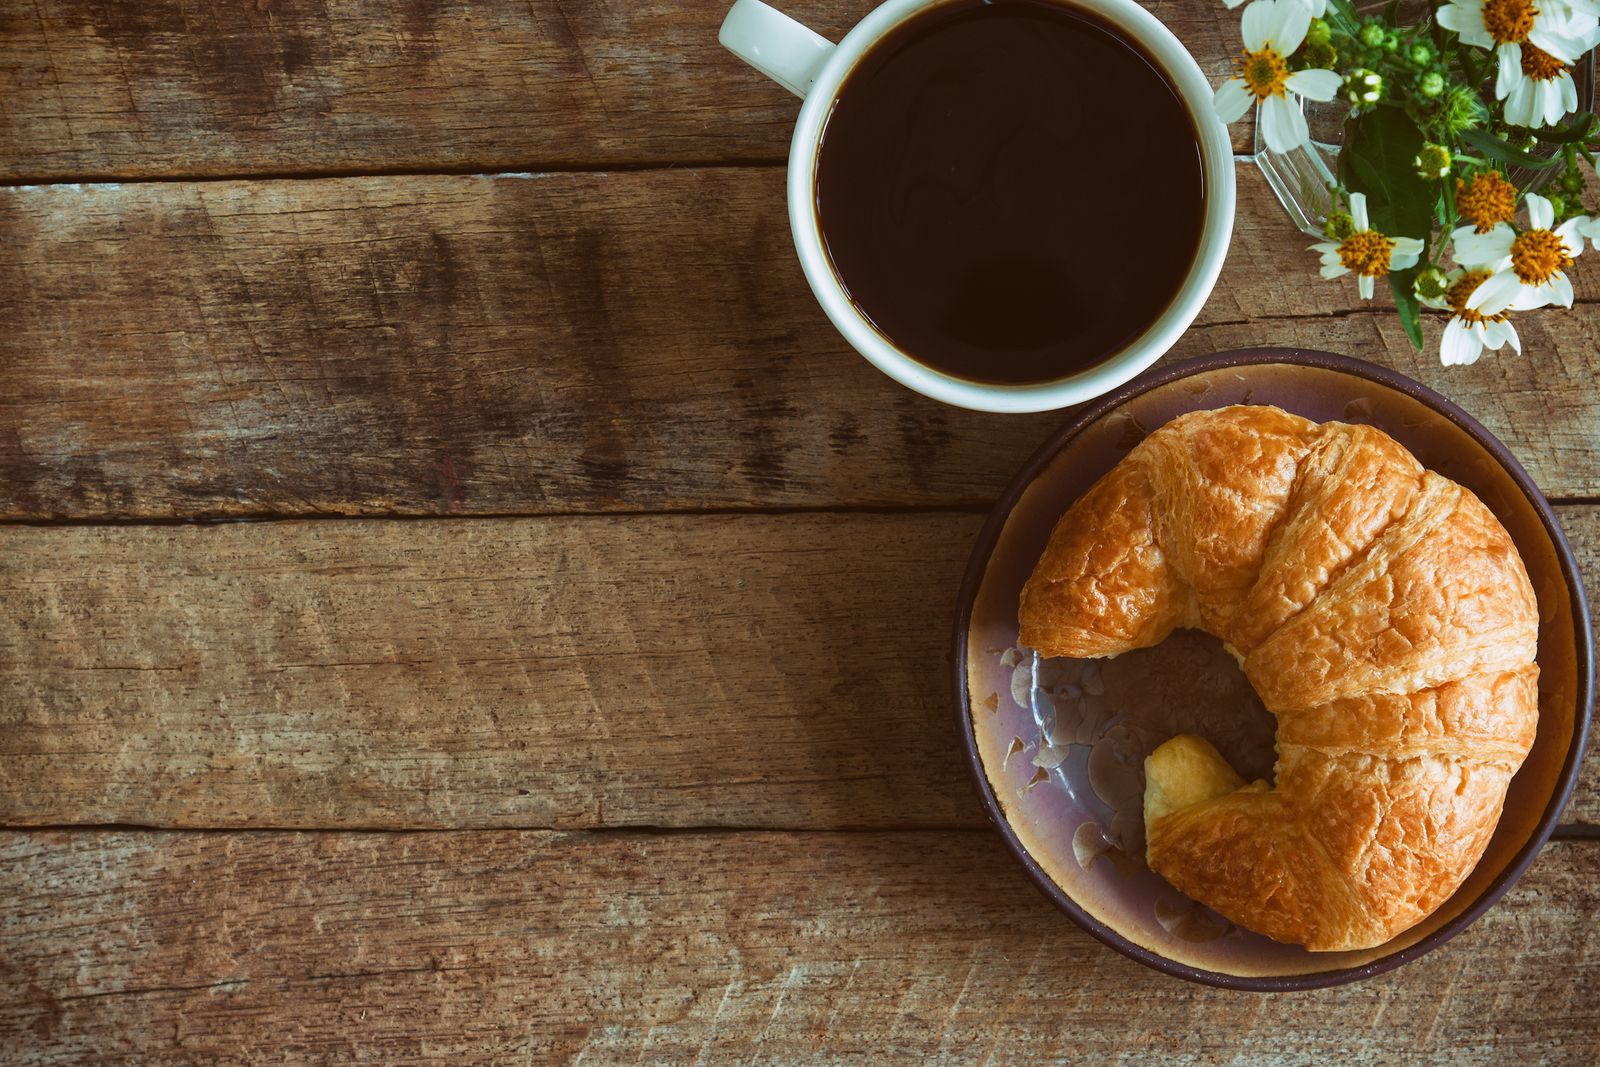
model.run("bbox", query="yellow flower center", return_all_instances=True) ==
[1237,46,1289,100]
[1482,0,1538,45]
[1456,171,1518,233]
[1338,230,1396,278]
[1521,43,1566,81]
[1510,229,1571,284]
[1445,270,1508,325]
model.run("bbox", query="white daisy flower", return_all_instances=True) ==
[1437,0,1600,64]
[1419,269,1522,366]
[1309,193,1426,299]
[1213,0,1343,153]
[1497,40,1587,126]
[1451,193,1588,313]
[1439,0,1600,127]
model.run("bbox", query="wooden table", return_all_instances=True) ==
[1,1,1596,1061]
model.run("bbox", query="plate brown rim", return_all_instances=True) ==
[950,346,1595,992]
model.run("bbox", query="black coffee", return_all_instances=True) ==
[814,0,1205,385]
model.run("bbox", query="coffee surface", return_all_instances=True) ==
[814,0,1205,385]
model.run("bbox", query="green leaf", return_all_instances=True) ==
[1340,107,1435,240]
[1325,0,1361,35]
[1390,270,1425,351]
[1459,127,1563,169]
[1535,112,1598,144]
[1339,108,1430,352]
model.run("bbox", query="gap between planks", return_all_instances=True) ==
[0,158,791,190]
[0,498,1596,531]
[3,822,1597,840]
[0,503,998,530]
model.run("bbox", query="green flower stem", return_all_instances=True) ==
[1440,164,1457,234]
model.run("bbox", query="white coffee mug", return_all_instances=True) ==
[720,0,1235,414]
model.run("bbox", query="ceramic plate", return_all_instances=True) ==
[953,348,1593,990]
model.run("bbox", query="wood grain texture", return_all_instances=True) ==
[4,170,1599,520]
[7,3,1595,1059]
[1,829,1595,1064]
[0,513,982,830]
[0,0,1246,180]
[2,510,1594,831]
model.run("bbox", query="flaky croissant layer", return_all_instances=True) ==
[1019,405,1539,952]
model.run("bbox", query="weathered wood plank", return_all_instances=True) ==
[0,830,1594,1063]
[0,513,983,830]
[3,170,1598,520]
[2,510,1594,830]
[0,1,1244,179]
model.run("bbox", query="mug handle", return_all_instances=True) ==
[719,0,836,99]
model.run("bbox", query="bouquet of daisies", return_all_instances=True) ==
[1214,0,1600,365]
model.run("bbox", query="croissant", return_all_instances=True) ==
[1018,405,1539,952]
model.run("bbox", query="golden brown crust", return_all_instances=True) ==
[1017,405,1540,952]
[1246,473,1539,711]
[1018,458,1197,659]
[1276,666,1538,764]
[1141,405,1316,643]
[1230,422,1425,652]
[1145,790,1386,950]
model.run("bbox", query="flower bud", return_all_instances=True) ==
[1381,30,1401,53]
[1415,143,1452,180]
[1408,43,1436,66]
[1344,69,1383,106]
[1439,85,1485,134]
[1324,211,1356,240]
[1414,266,1449,300]
[1306,18,1333,47]
[1545,192,1569,217]
[1419,71,1445,98]
[1561,167,1587,195]
[1358,21,1384,48]
[1303,41,1337,69]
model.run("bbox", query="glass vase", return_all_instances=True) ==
[1249,99,1345,240]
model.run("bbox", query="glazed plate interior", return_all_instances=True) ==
[959,351,1589,986]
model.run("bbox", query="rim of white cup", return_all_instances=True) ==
[787,0,1237,414]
